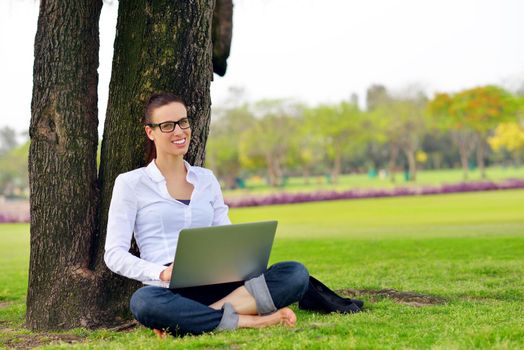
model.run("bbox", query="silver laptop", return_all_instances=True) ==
[145,220,277,289]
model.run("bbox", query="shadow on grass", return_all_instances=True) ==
[3,332,85,349]
[0,301,141,350]
[0,290,461,348]
[338,288,447,307]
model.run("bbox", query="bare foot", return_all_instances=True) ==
[153,328,167,339]
[279,307,297,327]
[238,307,297,329]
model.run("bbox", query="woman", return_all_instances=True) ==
[104,92,309,337]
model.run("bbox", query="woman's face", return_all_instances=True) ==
[145,102,191,158]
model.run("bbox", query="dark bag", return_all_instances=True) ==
[298,276,363,314]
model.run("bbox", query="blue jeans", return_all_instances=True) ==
[130,261,309,335]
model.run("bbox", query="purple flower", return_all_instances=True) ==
[0,211,30,224]
[225,179,524,208]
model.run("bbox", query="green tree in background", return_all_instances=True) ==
[368,89,428,182]
[0,141,29,197]
[287,108,326,184]
[306,102,364,184]
[397,95,428,181]
[429,86,518,179]
[428,92,477,179]
[455,86,518,178]
[420,131,459,170]
[207,104,255,188]
[239,100,299,186]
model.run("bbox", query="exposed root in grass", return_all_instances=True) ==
[0,321,138,349]
[3,333,85,349]
[338,288,446,306]
[0,301,13,309]
[107,320,139,332]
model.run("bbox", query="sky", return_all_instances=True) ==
[0,0,523,138]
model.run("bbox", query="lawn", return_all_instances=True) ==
[1,189,523,349]
[223,166,524,197]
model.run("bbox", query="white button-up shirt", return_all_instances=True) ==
[104,159,231,282]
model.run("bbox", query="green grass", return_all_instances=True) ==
[223,166,524,197]
[1,190,524,349]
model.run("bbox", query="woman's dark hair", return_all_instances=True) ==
[143,92,187,163]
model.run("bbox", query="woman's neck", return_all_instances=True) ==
[154,155,186,180]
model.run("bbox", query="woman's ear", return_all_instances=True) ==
[144,125,155,141]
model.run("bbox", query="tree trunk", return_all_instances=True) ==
[332,149,341,184]
[274,156,283,186]
[27,0,103,330]
[95,0,217,326]
[302,167,310,185]
[476,133,486,179]
[388,143,399,182]
[403,147,417,182]
[27,0,228,331]
[458,138,469,180]
[212,0,233,76]
[266,154,279,187]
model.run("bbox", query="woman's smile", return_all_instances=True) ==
[171,138,187,147]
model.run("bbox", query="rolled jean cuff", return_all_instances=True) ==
[215,302,238,331]
[244,274,277,315]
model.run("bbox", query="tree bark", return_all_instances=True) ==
[27,0,103,330]
[476,133,486,179]
[95,0,217,326]
[332,149,341,185]
[266,154,280,187]
[453,131,472,181]
[388,143,399,182]
[458,140,469,180]
[212,0,233,76]
[403,147,417,182]
[27,0,229,331]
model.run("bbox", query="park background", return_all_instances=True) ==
[1,0,524,349]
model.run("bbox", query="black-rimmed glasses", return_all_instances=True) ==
[146,118,190,133]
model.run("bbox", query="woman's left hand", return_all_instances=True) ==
[160,264,173,281]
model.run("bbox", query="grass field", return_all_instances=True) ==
[1,189,524,349]
[223,166,524,197]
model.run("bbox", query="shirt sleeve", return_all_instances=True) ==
[210,172,232,226]
[104,175,166,282]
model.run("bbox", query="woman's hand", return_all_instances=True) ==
[160,264,173,281]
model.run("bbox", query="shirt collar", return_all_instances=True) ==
[145,159,194,183]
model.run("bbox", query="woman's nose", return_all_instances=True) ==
[173,123,184,134]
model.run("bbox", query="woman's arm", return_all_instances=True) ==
[104,175,166,282]
[210,173,232,226]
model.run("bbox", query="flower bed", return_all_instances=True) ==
[0,212,30,224]
[0,200,30,224]
[225,179,524,208]
[2,179,523,222]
